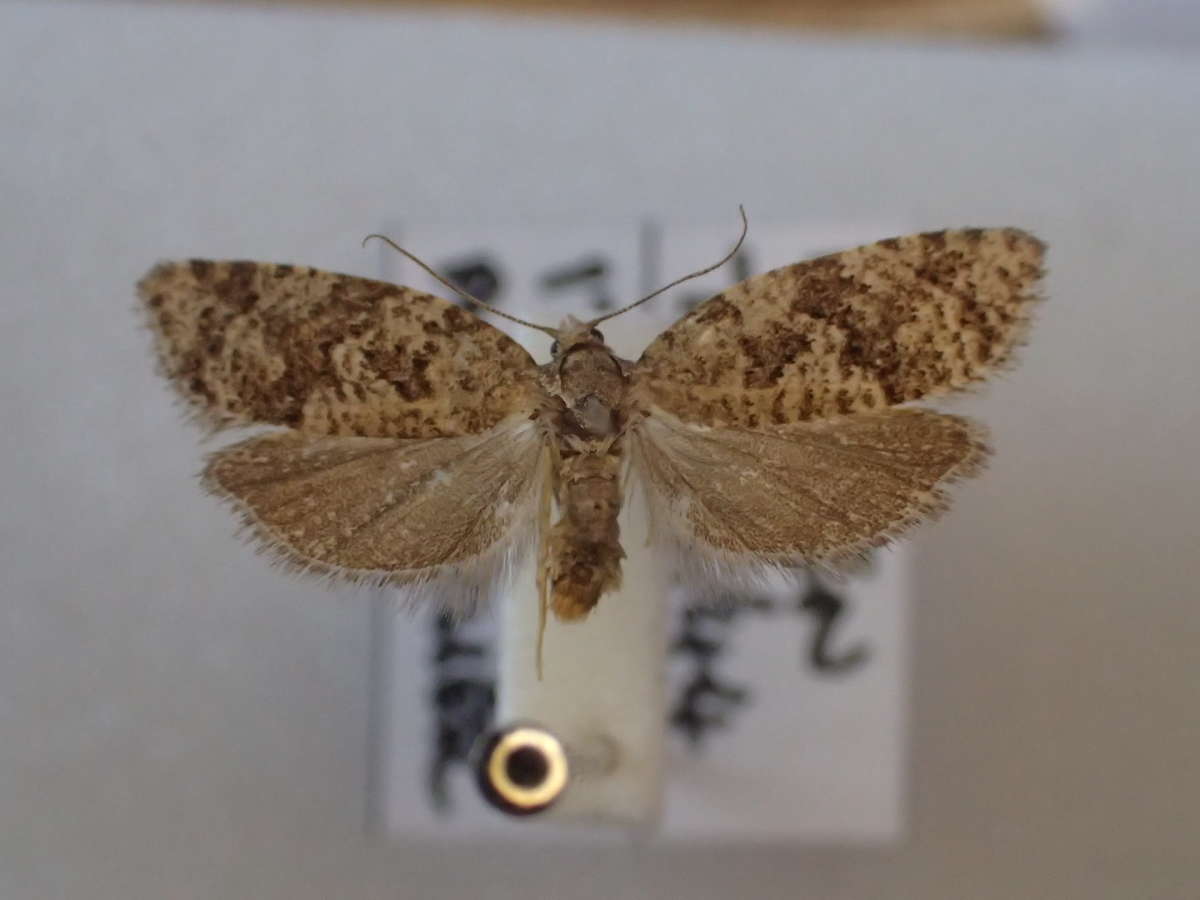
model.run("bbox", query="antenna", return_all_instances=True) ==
[587,205,749,326]
[363,234,559,336]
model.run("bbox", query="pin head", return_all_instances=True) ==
[473,724,569,816]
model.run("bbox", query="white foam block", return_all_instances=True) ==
[496,487,669,828]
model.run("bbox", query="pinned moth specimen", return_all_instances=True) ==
[139,212,1043,645]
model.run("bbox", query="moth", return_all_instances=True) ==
[139,212,1043,641]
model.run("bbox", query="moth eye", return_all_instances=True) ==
[550,340,560,356]
[590,328,605,343]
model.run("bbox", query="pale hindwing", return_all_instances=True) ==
[139,260,539,437]
[633,229,1044,428]
[631,407,988,582]
[204,415,548,609]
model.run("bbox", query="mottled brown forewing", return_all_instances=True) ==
[139,261,539,437]
[632,229,1044,428]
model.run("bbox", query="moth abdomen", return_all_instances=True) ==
[547,531,625,621]
[544,450,626,621]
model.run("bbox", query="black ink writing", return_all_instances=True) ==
[441,254,503,309]
[428,614,495,813]
[539,256,614,311]
[669,597,770,748]
[797,576,870,675]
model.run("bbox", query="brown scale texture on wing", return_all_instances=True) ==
[138,260,539,437]
[633,407,988,566]
[632,229,1044,428]
[203,418,544,583]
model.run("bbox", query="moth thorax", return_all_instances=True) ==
[558,347,626,428]
[570,396,616,437]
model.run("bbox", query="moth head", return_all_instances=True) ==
[549,315,605,358]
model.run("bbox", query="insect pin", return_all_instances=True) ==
[139,210,1043,671]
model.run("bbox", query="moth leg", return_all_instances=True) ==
[535,444,555,680]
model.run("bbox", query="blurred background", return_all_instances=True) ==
[2,1,1199,898]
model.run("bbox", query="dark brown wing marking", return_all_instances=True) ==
[633,229,1043,428]
[139,261,540,437]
